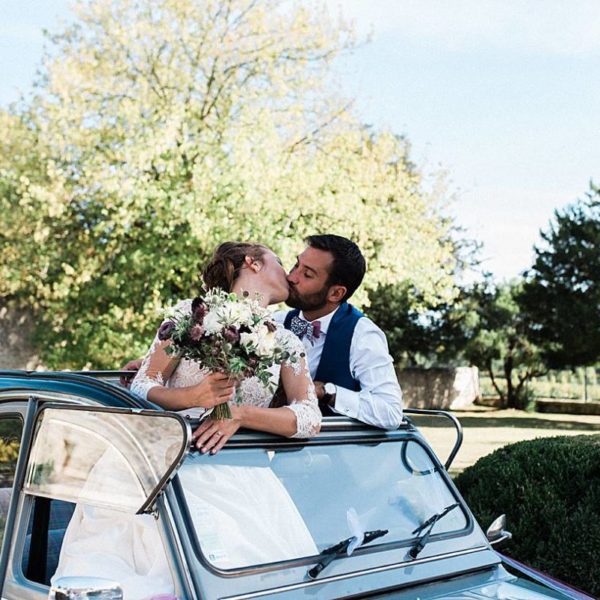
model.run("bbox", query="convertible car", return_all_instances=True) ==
[0,370,593,599]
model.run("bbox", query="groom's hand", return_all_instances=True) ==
[189,373,236,408]
[313,381,326,401]
[119,358,143,387]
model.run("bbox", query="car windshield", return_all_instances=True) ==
[178,436,468,571]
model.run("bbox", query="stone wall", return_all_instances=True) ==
[0,303,41,370]
[397,366,480,410]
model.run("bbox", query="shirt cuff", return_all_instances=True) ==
[331,386,359,419]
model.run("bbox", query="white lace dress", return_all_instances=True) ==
[130,299,321,438]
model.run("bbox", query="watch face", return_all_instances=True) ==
[324,383,336,396]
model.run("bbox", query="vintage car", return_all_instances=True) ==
[0,370,594,599]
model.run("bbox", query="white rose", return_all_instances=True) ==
[240,325,275,356]
[226,302,253,325]
[203,311,222,335]
[254,325,276,357]
[240,331,258,349]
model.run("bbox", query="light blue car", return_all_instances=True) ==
[0,371,593,599]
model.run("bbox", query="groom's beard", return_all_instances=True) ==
[286,285,329,312]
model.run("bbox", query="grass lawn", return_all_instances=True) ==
[411,406,600,476]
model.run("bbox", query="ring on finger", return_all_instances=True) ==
[214,431,222,437]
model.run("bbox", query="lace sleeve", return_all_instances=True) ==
[130,299,191,401]
[277,329,321,438]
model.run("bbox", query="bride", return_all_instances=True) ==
[52,242,321,599]
[130,240,321,445]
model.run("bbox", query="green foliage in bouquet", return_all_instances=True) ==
[159,290,303,419]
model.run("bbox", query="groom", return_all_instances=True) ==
[276,234,402,430]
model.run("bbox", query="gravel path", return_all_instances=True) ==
[410,407,600,476]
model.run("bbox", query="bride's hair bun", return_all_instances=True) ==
[203,242,266,291]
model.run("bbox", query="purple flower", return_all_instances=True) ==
[191,297,207,323]
[223,325,240,344]
[158,320,175,341]
[190,324,205,342]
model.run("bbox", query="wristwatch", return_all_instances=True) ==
[323,382,337,407]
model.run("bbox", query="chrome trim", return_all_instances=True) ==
[0,370,147,408]
[318,416,411,432]
[156,493,199,600]
[70,370,132,379]
[403,408,463,470]
[0,390,91,405]
[222,546,491,599]
[186,415,412,435]
[500,554,595,600]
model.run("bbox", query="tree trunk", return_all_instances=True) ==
[487,358,505,407]
[504,342,516,409]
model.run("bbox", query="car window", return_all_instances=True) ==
[24,406,189,514]
[0,415,23,547]
[179,437,468,571]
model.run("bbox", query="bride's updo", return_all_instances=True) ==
[202,242,267,292]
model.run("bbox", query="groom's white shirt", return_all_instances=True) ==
[274,308,403,430]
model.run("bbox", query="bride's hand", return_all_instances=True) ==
[189,373,236,408]
[192,406,243,454]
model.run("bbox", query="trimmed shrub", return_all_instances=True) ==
[454,435,600,597]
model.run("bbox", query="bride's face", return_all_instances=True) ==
[258,250,290,304]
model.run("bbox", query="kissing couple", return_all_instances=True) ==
[126,234,403,453]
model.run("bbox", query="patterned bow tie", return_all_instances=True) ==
[290,316,322,343]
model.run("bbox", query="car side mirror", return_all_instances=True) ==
[49,576,123,599]
[486,514,513,547]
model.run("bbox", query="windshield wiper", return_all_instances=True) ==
[307,529,388,580]
[408,502,460,559]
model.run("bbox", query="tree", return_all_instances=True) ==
[519,187,600,369]
[367,236,482,367]
[1,0,460,368]
[367,282,476,368]
[463,280,545,409]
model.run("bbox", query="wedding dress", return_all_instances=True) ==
[52,299,320,599]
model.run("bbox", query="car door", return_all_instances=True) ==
[0,401,25,554]
[0,395,190,599]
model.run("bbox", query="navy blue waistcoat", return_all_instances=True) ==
[284,303,364,409]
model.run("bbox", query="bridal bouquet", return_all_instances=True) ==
[158,289,303,419]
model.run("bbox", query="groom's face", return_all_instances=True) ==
[286,246,333,311]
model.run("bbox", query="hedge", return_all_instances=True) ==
[454,435,600,597]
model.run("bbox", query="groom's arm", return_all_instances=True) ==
[322,318,403,430]
[119,358,143,387]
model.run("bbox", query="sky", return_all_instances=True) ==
[2,1,600,281]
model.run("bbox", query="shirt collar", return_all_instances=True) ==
[299,306,339,335]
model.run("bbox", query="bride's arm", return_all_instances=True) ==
[279,357,322,437]
[131,336,235,411]
[192,356,321,454]
[192,403,300,454]
[235,356,320,438]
